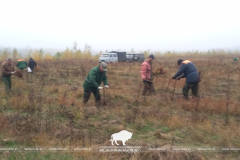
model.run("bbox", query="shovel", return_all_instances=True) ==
[103,86,109,105]
[171,79,177,101]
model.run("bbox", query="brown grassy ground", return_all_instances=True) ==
[0,55,240,159]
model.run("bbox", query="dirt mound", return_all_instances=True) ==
[14,70,23,78]
[154,67,166,74]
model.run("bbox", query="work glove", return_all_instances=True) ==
[98,87,103,90]
[172,77,176,79]
[11,71,16,75]
[177,77,181,80]
[104,85,109,88]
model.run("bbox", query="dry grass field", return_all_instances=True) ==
[0,54,240,160]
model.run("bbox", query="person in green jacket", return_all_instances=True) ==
[17,58,27,71]
[83,62,109,107]
[233,58,239,61]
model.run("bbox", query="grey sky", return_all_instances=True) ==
[0,0,240,52]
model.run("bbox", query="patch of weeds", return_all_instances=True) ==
[89,126,98,132]
[75,91,82,99]
[8,155,18,160]
[131,133,140,140]
[4,108,14,113]
[67,80,74,85]
[125,123,134,129]
[25,152,39,160]
[230,136,240,145]
[91,114,102,121]
[112,95,124,102]
[8,152,74,160]
[231,152,240,159]
[55,114,68,123]
[109,114,115,120]
[161,126,170,133]
[137,123,156,133]
[2,140,16,147]
[175,129,190,139]
[211,135,218,140]
[49,105,61,110]
[102,130,110,136]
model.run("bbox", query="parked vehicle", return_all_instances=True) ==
[99,51,126,63]
[126,53,145,62]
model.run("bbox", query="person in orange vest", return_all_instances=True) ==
[172,59,199,100]
[16,58,27,71]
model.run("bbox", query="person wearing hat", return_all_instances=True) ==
[1,58,16,94]
[16,58,27,71]
[172,59,199,100]
[82,62,109,107]
[141,55,156,96]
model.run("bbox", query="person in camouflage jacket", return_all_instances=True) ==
[1,58,15,93]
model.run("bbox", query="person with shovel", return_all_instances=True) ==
[172,59,199,100]
[83,62,109,107]
[141,55,156,96]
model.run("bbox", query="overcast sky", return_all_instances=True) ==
[0,0,240,52]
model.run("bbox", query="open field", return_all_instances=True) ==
[0,54,240,159]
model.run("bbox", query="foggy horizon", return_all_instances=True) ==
[1,0,240,53]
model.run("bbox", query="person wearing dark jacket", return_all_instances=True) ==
[83,62,109,107]
[28,58,37,74]
[172,59,199,99]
